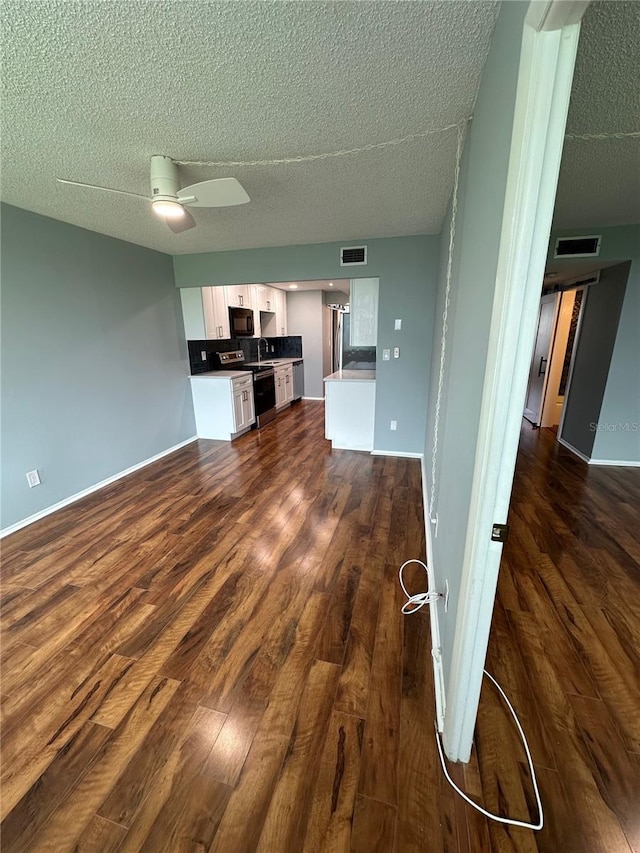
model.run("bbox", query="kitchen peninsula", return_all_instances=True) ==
[324,369,376,451]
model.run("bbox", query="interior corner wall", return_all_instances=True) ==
[286,290,325,398]
[173,234,440,454]
[549,225,640,464]
[1,203,195,531]
[422,0,529,718]
[560,262,630,459]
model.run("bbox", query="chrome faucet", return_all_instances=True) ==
[257,337,269,364]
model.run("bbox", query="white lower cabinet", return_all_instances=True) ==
[324,372,376,451]
[190,372,255,440]
[274,364,294,409]
[233,381,255,432]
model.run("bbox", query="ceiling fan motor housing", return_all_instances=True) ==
[150,155,180,202]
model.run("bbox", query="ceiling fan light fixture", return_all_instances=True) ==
[152,199,185,219]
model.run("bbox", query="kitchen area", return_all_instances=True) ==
[179,277,379,449]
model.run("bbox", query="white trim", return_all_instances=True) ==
[558,285,589,441]
[0,437,198,539]
[558,436,591,463]
[420,456,446,732]
[527,0,589,31]
[589,458,640,468]
[302,396,325,401]
[370,449,423,459]
[443,20,582,763]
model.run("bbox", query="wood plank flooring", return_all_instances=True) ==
[1,405,638,851]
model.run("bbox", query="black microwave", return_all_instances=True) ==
[229,306,254,337]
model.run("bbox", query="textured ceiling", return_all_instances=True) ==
[553,1,640,229]
[2,2,637,256]
[1,0,500,253]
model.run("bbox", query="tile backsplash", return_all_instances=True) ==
[188,336,303,374]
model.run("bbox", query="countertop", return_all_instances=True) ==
[244,358,302,368]
[190,370,253,379]
[324,370,376,383]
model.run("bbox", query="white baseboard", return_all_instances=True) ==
[370,450,423,459]
[589,458,640,468]
[0,436,198,539]
[302,396,325,401]
[557,436,591,463]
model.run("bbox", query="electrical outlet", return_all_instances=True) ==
[390,420,397,431]
[443,579,450,612]
[26,469,41,488]
[393,347,400,359]
[201,351,207,361]
[394,318,402,330]
[431,512,439,537]
[382,349,390,361]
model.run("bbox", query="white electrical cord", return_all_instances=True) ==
[398,559,442,614]
[428,122,465,522]
[175,120,470,168]
[399,561,544,831]
[434,672,544,831]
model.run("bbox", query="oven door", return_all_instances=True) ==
[253,370,277,426]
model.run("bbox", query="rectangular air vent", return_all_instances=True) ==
[553,235,601,259]
[340,245,367,266]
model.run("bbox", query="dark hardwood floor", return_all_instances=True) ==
[1,405,638,851]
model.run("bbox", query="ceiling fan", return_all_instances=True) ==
[57,155,250,233]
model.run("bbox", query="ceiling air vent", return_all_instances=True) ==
[553,235,601,259]
[340,245,367,266]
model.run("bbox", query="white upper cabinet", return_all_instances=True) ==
[274,288,288,336]
[350,277,379,346]
[202,286,230,340]
[256,285,276,313]
[225,284,251,308]
[180,288,206,339]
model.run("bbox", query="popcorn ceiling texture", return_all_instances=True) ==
[0,0,499,252]
[554,1,640,229]
[1,1,637,253]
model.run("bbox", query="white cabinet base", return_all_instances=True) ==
[190,373,255,441]
[324,373,376,451]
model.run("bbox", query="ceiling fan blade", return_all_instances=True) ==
[57,178,148,201]
[177,177,249,208]
[165,207,196,234]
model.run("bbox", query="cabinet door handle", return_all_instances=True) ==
[239,295,243,306]
[267,301,270,310]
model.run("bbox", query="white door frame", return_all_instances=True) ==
[443,4,586,762]
[524,292,560,425]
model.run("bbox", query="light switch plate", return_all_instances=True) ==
[382,349,390,361]
[390,420,397,431]
[201,351,207,361]
[26,469,41,488]
[393,347,400,358]
[394,319,402,330]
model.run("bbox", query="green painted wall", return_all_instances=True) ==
[549,225,640,463]
[174,235,440,454]
[422,0,528,756]
[1,203,195,531]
